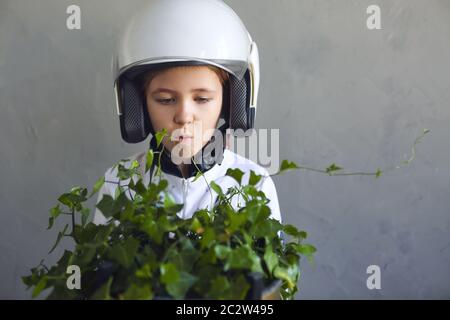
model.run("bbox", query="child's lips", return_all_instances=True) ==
[179,136,193,144]
[173,135,193,143]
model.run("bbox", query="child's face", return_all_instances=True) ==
[145,66,223,160]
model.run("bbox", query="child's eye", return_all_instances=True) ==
[155,97,212,105]
[156,98,175,105]
[196,97,212,104]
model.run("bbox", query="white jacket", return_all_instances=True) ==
[93,148,282,225]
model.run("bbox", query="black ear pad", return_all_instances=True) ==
[217,80,230,132]
[118,75,152,143]
[229,69,252,132]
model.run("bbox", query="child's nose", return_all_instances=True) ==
[174,99,195,125]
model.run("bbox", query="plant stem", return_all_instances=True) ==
[71,208,75,236]
[271,129,430,178]
[191,158,215,209]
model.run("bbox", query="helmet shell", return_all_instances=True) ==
[112,0,260,143]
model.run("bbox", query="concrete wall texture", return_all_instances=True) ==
[0,0,449,299]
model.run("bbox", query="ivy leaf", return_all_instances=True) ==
[80,207,90,227]
[226,211,248,233]
[96,194,115,218]
[94,224,115,244]
[156,179,169,194]
[241,200,270,225]
[283,224,302,237]
[214,245,231,260]
[69,186,88,198]
[251,217,282,239]
[167,240,200,273]
[208,275,231,299]
[190,217,203,234]
[171,272,198,299]
[242,185,259,198]
[135,263,155,280]
[122,283,153,300]
[117,161,140,180]
[57,194,74,209]
[47,204,62,230]
[164,191,175,205]
[96,193,129,219]
[48,224,69,254]
[161,263,197,299]
[375,168,383,178]
[278,160,299,175]
[200,228,215,250]
[208,274,250,299]
[107,238,139,268]
[76,223,98,244]
[294,243,317,262]
[325,163,342,175]
[163,192,184,215]
[160,263,179,282]
[249,170,263,186]
[140,217,163,245]
[230,274,251,299]
[115,184,124,200]
[225,245,263,273]
[32,276,48,298]
[298,231,308,239]
[226,168,245,185]
[157,215,178,233]
[89,175,105,198]
[192,171,203,183]
[210,181,223,196]
[47,217,55,230]
[155,128,168,148]
[130,160,140,170]
[131,179,147,196]
[264,245,279,274]
[145,149,154,173]
[58,188,88,209]
[50,204,62,219]
[274,266,298,290]
[75,245,97,266]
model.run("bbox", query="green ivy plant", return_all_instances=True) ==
[23,127,429,300]
[22,129,316,300]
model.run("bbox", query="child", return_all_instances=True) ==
[94,0,282,226]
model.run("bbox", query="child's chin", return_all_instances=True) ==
[171,147,196,160]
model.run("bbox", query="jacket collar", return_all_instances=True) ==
[148,134,225,179]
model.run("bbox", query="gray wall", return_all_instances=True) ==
[0,0,449,299]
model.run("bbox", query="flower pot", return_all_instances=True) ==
[93,263,282,300]
[245,272,282,300]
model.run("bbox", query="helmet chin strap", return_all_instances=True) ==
[148,123,227,179]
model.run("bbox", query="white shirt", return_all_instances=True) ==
[93,148,282,225]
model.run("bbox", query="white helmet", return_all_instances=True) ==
[112,0,260,143]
